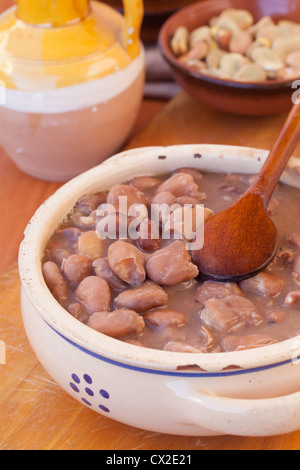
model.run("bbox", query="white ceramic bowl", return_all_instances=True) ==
[19,144,300,437]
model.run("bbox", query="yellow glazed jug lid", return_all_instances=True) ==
[0,0,144,91]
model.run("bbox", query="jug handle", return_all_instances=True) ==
[121,0,144,58]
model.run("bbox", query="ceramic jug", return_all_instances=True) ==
[0,0,145,181]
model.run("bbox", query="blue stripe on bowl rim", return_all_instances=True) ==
[47,321,294,378]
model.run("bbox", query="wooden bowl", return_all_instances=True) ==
[159,0,300,116]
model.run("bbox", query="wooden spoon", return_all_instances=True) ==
[193,101,300,282]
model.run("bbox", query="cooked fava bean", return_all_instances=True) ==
[195,280,243,307]
[114,281,168,313]
[144,309,187,328]
[61,254,93,288]
[76,192,108,215]
[151,191,176,207]
[42,261,70,306]
[75,276,111,313]
[163,341,203,353]
[199,295,263,333]
[88,309,145,338]
[240,272,285,298]
[137,219,161,252]
[67,302,89,323]
[107,184,149,214]
[222,334,278,352]
[146,240,199,286]
[108,240,146,287]
[130,176,162,191]
[285,232,300,249]
[155,172,201,199]
[77,230,105,260]
[93,257,127,290]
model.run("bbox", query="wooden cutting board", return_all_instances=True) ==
[1,92,300,450]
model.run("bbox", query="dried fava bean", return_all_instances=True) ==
[171,26,189,56]
[278,20,300,35]
[146,240,199,286]
[222,334,278,352]
[213,28,232,50]
[93,257,127,290]
[114,281,168,313]
[206,49,226,69]
[219,53,249,77]
[137,219,161,252]
[229,31,252,55]
[256,25,290,43]
[144,309,187,328]
[251,47,284,76]
[199,295,263,333]
[107,184,148,214]
[75,276,111,313]
[163,341,203,353]
[180,59,206,73]
[247,16,275,36]
[286,52,300,69]
[233,62,267,82]
[88,309,145,338]
[77,230,105,260]
[273,36,300,61]
[130,176,162,191]
[61,253,93,288]
[189,26,211,47]
[179,41,209,63]
[276,67,300,80]
[195,280,243,307]
[219,8,254,30]
[108,240,146,287]
[240,272,284,298]
[155,172,201,199]
[42,261,70,306]
[213,17,240,35]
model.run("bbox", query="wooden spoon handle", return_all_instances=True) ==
[249,101,300,206]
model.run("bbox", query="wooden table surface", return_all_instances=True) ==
[1,88,300,450]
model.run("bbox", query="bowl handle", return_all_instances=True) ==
[168,381,300,436]
[121,0,144,58]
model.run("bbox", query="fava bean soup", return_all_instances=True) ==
[42,167,300,353]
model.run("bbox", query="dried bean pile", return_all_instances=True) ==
[170,8,300,82]
[43,166,300,353]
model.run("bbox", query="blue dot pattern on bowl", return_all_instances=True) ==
[69,373,110,413]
